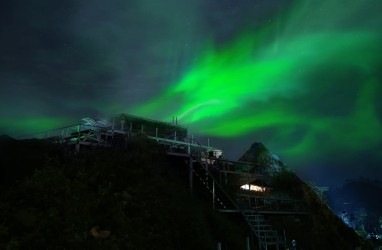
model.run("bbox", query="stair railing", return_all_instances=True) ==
[189,138,238,209]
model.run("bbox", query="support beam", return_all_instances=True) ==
[189,156,193,193]
[213,181,215,209]
[121,119,125,130]
[217,242,221,250]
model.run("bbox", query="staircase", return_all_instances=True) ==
[242,211,285,250]
[192,167,227,209]
[23,120,295,250]
[61,131,293,249]
[189,139,287,250]
[192,158,286,249]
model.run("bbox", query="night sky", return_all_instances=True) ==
[0,0,381,185]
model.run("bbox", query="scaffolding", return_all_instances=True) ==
[19,113,308,250]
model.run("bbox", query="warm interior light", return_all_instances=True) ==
[240,184,266,192]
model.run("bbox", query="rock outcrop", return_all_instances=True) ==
[239,142,362,249]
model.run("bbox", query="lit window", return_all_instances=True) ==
[240,184,266,192]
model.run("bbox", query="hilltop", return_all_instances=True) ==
[0,136,248,249]
[0,136,375,249]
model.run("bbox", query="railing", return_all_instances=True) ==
[216,159,255,174]
[242,212,285,250]
[18,123,114,146]
[236,192,308,214]
[190,138,238,209]
[18,124,80,140]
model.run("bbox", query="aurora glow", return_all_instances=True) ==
[132,0,382,162]
[0,0,381,182]
[0,117,76,137]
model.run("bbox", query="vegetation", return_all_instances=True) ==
[0,136,248,249]
[265,169,362,249]
[1,136,378,249]
[240,142,364,249]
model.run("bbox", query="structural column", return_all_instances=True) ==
[189,156,193,193]
[212,181,215,209]
[188,142,193,193]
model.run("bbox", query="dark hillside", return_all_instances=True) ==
[0,136,249,249]
[0,135,62,188]
[240,142,361,249]
[269,171,360,249]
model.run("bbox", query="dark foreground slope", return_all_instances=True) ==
[270,171,361,249]
[0,136,248,249]
[240,142,362,250]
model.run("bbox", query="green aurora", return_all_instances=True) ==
[0,0,380,176]
[132,0,382,160]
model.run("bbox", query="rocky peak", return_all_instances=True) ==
[239,142,284,175]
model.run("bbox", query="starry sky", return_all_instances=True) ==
[0,0,381,185]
